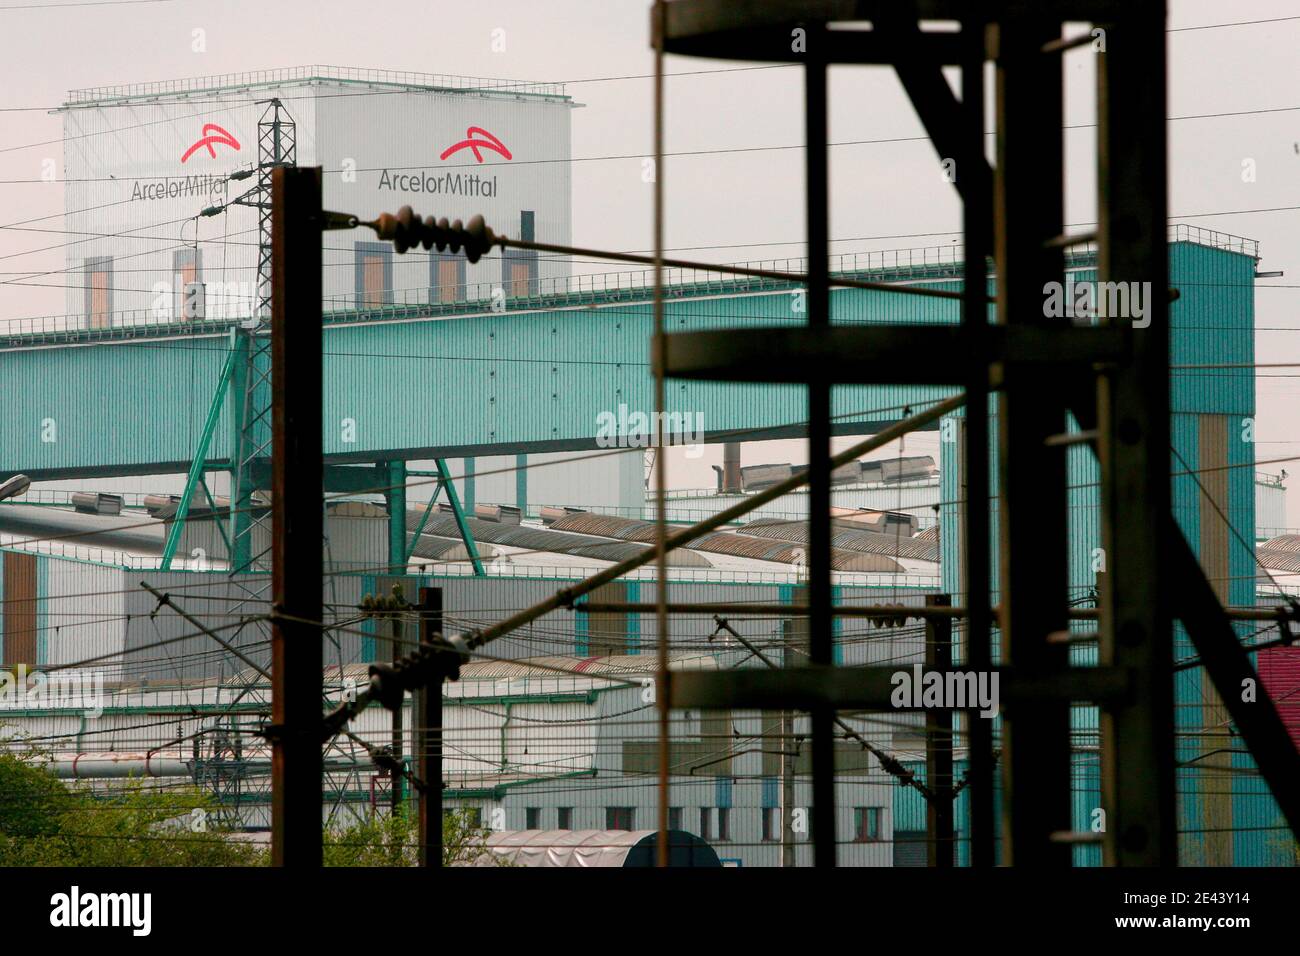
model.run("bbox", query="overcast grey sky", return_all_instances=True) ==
[1,0,1297,521]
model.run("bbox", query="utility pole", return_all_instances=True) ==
[780,709,796,867]
[925,594,954,867]
[391,602,406,812]
[269,165,323,867]
[417,586,444,867]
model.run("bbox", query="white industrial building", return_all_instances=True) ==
[56,66,575,327]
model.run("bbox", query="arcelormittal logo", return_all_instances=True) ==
[439,127,512,163]
[181,123,241,163]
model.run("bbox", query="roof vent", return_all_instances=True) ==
[71,492,123,516]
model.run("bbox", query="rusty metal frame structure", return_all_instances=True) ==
[648,0,1300,867]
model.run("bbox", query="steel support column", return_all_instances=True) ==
[417,586,444,867]
[926,593,955,867]
[387,460,407,574]
[992,16,1073,866]
[960,12,996,869]
[803,20,836,869]
[1094,6,1178,867]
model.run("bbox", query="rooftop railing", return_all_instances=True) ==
[0,224,1259,344]
[66,65,568,104]
[422,560,941,588]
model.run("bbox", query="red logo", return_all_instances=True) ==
[181,123,241,164]
[439,127,512,163]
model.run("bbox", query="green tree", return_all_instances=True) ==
[0,753,264,867]
[324,806,498,867]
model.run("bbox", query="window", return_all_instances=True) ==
[717,807,731,842]
[173,248,203,320]
[83,256,112,329]
[668,807,683,832]
[431,254,464,304]
[606,807,634,831]
[557,807,573,830]
[699,808,713,842]
[525,807,541,830]
[854,807,882,843]
[508,261,531,297]
[355,241,393,308]
[761,808,780,843]
[501,210,537,297]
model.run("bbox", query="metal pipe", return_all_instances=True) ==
[43,753,193,779]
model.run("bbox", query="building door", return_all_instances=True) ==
[362,253,386,307]
[509,261,530,298]
[2,552,38,667]
[437,258,459,303]
[89,269,110,329]
[179,260,198,319]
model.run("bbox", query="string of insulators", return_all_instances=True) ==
[367,633,469,712]
[358,583,410,617]
[870,604,916,629]
[365,205,504,262]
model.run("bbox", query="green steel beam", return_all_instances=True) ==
[515,452,527,514]
[403,478,444,565]
[161,345,237,570]
[228,328,253,573]
[200,474,234,559]
[252,461,395,493]
[386,460,406,574]
[436,458,483,575]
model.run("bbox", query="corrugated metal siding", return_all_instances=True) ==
[1256,481,1288,539]
[524,449,645,513]
[1,287,956,475]
[1258,648,1300,749]
[1169,242,1255,416]
[0,241,1251,476]
[40,558,124,677]
[895,758,971,866]
[0,338,232,473]
[934,244,1265,863]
